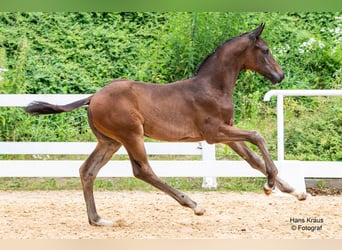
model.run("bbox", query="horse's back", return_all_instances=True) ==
[89,78,202,142]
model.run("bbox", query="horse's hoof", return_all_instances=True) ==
[193,205,206,216]
[296,192,310,201]
[91,218,114,227]
[263,183,273,196]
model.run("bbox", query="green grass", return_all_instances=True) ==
[0,177,266,192]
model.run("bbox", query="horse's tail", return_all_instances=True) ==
[24,95,93,115]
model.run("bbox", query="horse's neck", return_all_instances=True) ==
[196,64,241,96]
[195,47,243,95]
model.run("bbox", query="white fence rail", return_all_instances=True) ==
[1,92,341,193]
[263,89,342,161]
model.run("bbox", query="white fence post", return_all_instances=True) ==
[201,142,217,188]
[276,94,285,161]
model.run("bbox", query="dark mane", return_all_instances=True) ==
[194,32,249,76]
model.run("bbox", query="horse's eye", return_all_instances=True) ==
[262,48,269,55]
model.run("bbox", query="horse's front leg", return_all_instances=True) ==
[227,141,308,200]
[208,124,278,193]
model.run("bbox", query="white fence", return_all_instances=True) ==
[263,89,342,191]
[263,89,342,161]
[0,94,263,189]
[1,92,341,192]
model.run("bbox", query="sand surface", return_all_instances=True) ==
[0,190,341,239]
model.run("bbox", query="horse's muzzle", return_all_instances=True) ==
[271,72,284,84]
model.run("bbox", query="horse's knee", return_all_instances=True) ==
[249,130,265,145]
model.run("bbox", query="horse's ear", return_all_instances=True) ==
[249,23,265,41]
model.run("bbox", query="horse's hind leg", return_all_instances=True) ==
[124,135,205,215]
[226,141,307,200]
[79,140,121,226]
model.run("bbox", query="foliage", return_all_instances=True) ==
[284,97,341,161]
[0,12,166,93]
[0,12,341,162]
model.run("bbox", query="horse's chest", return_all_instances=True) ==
[214,107,234,127]
[211,98,234,122]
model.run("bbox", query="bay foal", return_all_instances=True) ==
[25,24,307,226]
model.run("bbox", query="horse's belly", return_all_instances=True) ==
[143,120,202,142]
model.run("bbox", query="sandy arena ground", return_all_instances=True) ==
[0,190,341,239]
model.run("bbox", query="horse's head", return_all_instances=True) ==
[243,23,284,84]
